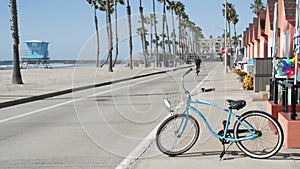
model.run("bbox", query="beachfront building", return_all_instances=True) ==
[241,0,300,148]
[242,0,296,60]
[257,10,268,58]
[266,0,277,58]
[197,37,226,59]
[252,18,259,59]
[241,0,297,93]
[278,0,296,58]
[248,23,254,59]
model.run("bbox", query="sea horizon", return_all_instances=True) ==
[0,59,140,70]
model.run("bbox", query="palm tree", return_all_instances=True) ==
[96,0,114,71]
[173,1,186,64]
[250,0,265,16]
[166,1,177,62]
[158,0,171,63]
[158,0,166,61]
[144,14,156,65]
[126,0,133,69]
[166,1,187,65]
[192,26,203,54]
[87,0,101,67]
[112,0,124,67]
[185,20,195,54]
[136,27,149,64]
[152,0,159,67]
[106,0,113,72]
[181,17,191,56]
[223,2,236,41]
[10,0,23,84]
[159,0,172,66]
[179,12,189,63]
[222,2,236,65]
[138,0,148,67]
[232,13,239,47]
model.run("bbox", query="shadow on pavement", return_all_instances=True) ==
[169,151,300,161]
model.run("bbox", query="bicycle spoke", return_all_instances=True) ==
[156,114,199,156]
[234,111,283,159]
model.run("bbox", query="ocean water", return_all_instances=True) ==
[0,61,13,70]
[0,60,76,70]
[0,59,130,70]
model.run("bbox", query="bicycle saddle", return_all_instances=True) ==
[225,99,246,110]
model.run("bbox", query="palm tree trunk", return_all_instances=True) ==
[126,0,133,69]
[150,19,153,67]
[234,24,237,48]
[100,55,109,67]
[113,0,119,67]
[10,0,23,84]
[152,0,159,67]
[228,20,232,67]
[161,0,166,67]
[182,25,187,57]
[139,0,147,68]
[166,22,172,65]
[164,2,172,66]
[106,0,113,72]
[178,16,183,64]
[171,10,177,65]
[94,5,101,68]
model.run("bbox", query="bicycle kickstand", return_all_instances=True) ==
[219,141,233,161]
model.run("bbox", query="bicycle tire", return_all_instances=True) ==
[233,111,283,159]
[156,114,200,156]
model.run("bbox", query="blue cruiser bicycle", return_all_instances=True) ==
[156,68,283,159]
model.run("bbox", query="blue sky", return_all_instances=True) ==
[0,0,266,61]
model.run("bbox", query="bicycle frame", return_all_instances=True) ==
[175,68,258,143]
[182,97,257,142]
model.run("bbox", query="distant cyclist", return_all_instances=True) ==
[194,56,202,76]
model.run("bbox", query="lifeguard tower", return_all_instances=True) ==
[21,40,51,68]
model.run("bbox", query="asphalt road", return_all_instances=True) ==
[0,64,212,169]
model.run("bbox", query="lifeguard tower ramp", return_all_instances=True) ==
[21,40,51,68]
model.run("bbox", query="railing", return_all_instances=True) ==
[281,81,299,120]
[269,77,286,104]
[269,77,299,120]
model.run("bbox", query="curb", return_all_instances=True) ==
[0,66,192,109]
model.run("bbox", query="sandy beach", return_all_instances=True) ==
[0,64,166,103]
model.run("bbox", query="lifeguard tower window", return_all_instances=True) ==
[21,40,52,69]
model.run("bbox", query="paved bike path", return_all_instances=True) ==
[0,65,190,109]
[132,63,300,169]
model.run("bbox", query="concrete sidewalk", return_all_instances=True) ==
[132,63,300,169]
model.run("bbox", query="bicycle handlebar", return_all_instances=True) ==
[183,68,193,76]
[201,88,215,93]
[181,68,215,95]
[182,68,193,94]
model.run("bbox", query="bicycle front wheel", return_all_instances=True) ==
[233,111,283,159]
[156,114,200,156]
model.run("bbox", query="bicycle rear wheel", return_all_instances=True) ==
[233,111,283,159]
[156,114,200,156]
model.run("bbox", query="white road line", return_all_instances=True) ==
[114,125,159,169]
[0,71,180,124]
[0,100,74,124]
